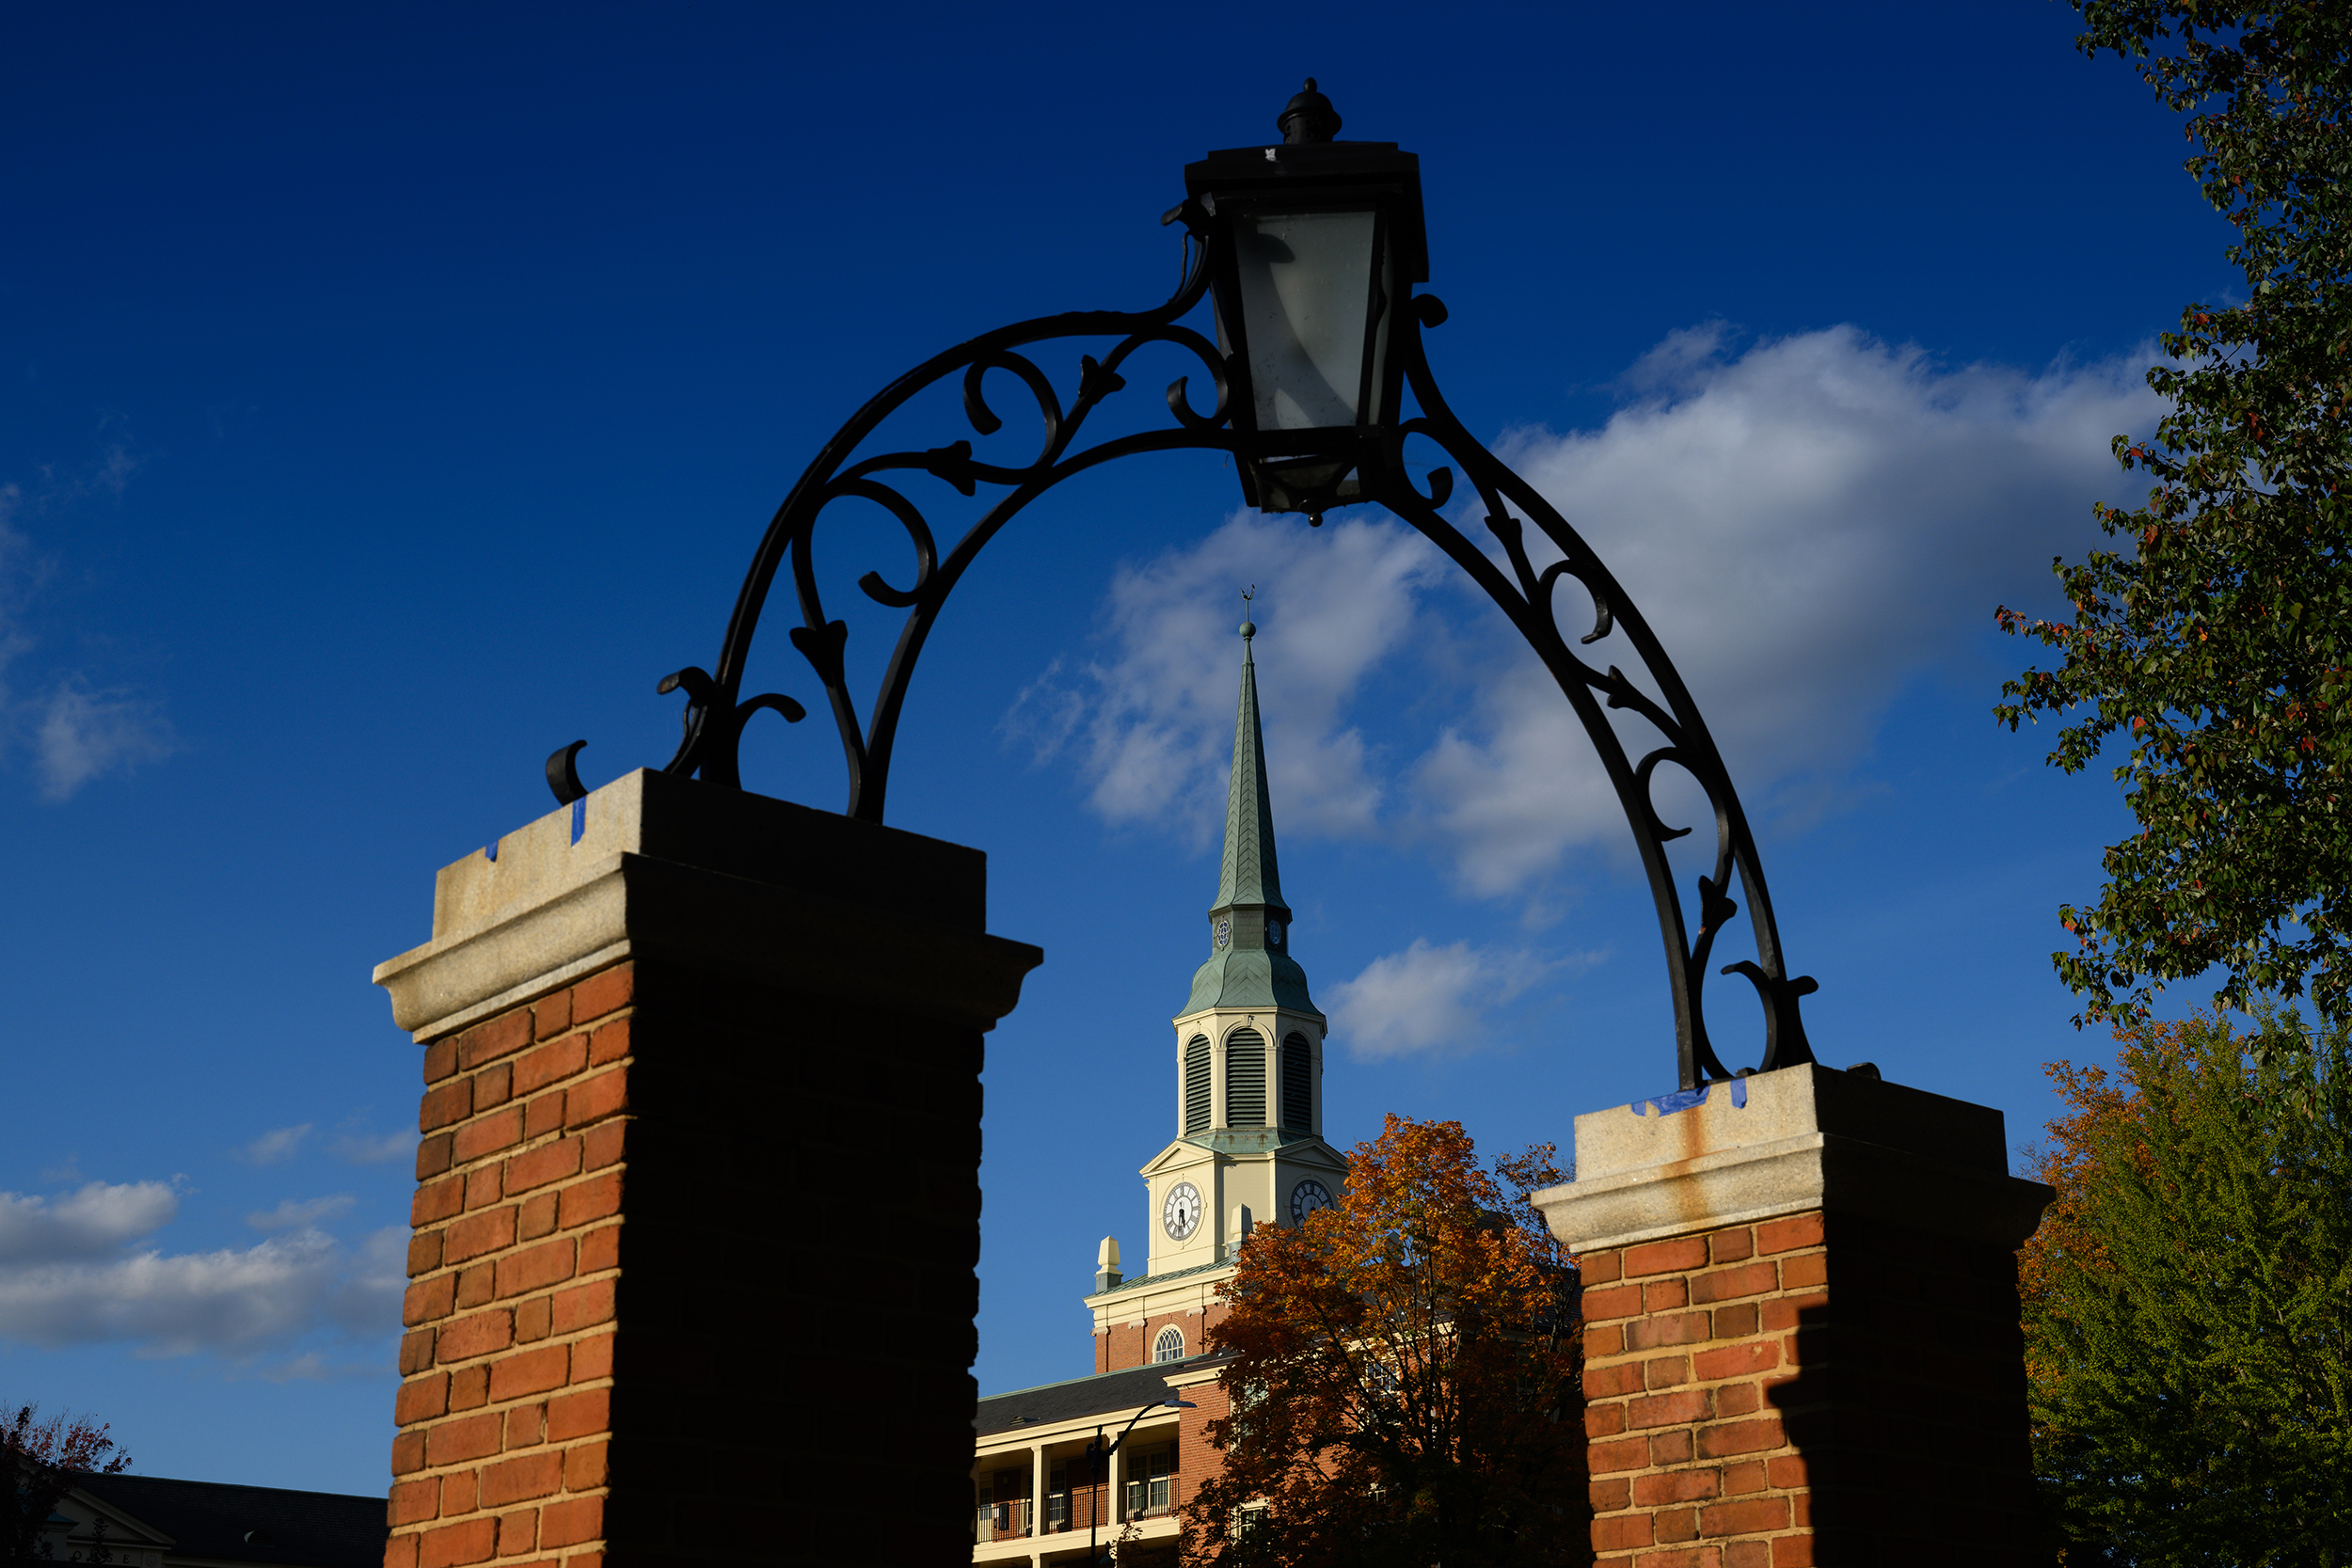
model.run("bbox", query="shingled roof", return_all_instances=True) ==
[73,1474,385,1568]
[976,1356,1223,1438]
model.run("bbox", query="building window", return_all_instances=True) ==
[1226,1027,1266,1127]
[1047,1466,1068,1528]
[1184,1035,1211,1133]
[1153,1325,1186,1363]
[1125,1446,1176,1515]
[1281,1032,1312,1130]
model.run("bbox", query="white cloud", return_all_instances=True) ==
[1003,509,1443,847]
[1024,323,2161,902]
[34,678,175,800]
[0,1182,178,1264]
[0,1228,343,1357]
[245,1195,355,1231]
[330,1128,418,1166]
[232,1124,312,1166]
[1327,939,1563,1060]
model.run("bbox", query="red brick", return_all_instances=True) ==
[564,1069,628,1131]
[1644,1278,1690,1311]
[423,1037,458,1085]
[534,991,572,1041]
[465,1167,503,1212]
[1650,1430,1694,1465]
[577,1225,620,1275]
[450,1364,489,1411]
[489,1345,570,1402]
[580,1121,625,1171]
[516,1036,589,1098]
[391,1479,439,1526]
[1778,1252,1827,1290]
[1592,1513,1654,1551]
[1645,1356,1690,1389]
[405,1275,456,1328]
[454,1107,525,1164]
[571,1332,613,1381]
[1632,1471,1720,1507]
[386,1530,420,1568]
[1585,1402,1627,1438]
[516,1296,553,1343]
[1758,1293,1828,1333]
[1765,1454,1807,1490]
[505,1402,547,1449]
[1772,1534,1815,1566]
[427,1414,503,1467]
[445,1208,517,1265]
[1716,1383,1759,1416]
[480,1452,563,1508]
[1585,1362,1644,1399]
[1721,1460,1767,1495]
[418,1132,455,1180]
[421,1082,473,1133]
[401,1330,437,1376]
[571,965,632,1023]
[440,1472,477,1516]
[474,1062,514,1112]
[551,1278,615,1335]
[518,1193,559,1243]
[1629,1387,1709,1429]
[395,1375,449,1425]
[1713,1303,1760,1338]
[1756,1213,1823,1255]
[1591,1478,1630,1513]
[1708,1228,1754,1265]
[1726,1545,1771,1568]
[391,1433,427,1476]
[496,1511,537,1559]
[1695,1417,1785,1459]
[546,1388,610,1442]
[1692,1262,1781,1305]
[1582,1283,1643,1322]
[1579,1249,1624,1284]
[409,1232,445,1278]
[587,1017,629,1066]
[1626,1237,1708,1276]
[1694,1342,1780,1382]
[523,1092,565,1142]
[1589,1436,1650,1474]
[507,1139,583,1196]
[414,1175,464,1227]
[1654,1508,1700,1544]
[497,1238,577,1299]
[538,1497,604,1550]
[456,1263,494,1310]
[457,1009,533,1071]
[419,1516,497,1568]
[1586,1324,1625,1358]
[437,1308,514,1363]
[1625,1312,1713,1351]
[563,1440,608,1491]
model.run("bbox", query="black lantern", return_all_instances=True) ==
[1184,80,1428,519]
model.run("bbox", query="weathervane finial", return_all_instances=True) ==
[1240,585,1257,641]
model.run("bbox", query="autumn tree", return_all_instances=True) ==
[0,1404,130,1565]
[1182,1116,1584,1568]
[1995,5,2352,1029]
[2023,1011,2352,1563]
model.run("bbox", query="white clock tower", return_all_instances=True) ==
[1085,610,1347,1370]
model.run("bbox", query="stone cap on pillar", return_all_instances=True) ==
[373,768,1042,1042]
[1533,1064,2052,1254]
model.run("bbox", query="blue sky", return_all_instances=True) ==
[1,1,2233,1497]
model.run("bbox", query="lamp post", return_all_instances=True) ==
[552,80,1818,1091]
[1084,1396,1197,1567]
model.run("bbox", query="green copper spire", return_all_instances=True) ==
[1181,600,1322,1019]
[1216,611,1286,912]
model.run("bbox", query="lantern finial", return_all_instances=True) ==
[1278,78,1341,145]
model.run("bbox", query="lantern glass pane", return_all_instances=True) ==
[1232,210,1377,431]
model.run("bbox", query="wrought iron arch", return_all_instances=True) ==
[548,182,1816,1092]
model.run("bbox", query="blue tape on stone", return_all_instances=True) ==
[571,797,586,846]
[1629,1085,1712,1117]
[485,840,499,863]
[1731,1079,1749,1109]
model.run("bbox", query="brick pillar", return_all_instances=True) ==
[1533,1065,2052,1568]
[373,769,1041,1568]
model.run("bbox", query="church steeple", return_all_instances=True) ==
[1182,606,1320,1020]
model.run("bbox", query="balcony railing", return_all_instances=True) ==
[973,1497,1030,1543]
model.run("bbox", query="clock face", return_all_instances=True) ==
[1162,1180,1204,1242]
[1290,1180,1334,1225]
[1214,917,1232,950]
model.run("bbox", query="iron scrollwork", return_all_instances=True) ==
[551,207,1814,1090]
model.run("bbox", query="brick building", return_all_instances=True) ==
[969,619,1347,1564]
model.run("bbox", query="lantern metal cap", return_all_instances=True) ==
[1279,77,1342,144]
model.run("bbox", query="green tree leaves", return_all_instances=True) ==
[1997,4,2352,1027]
